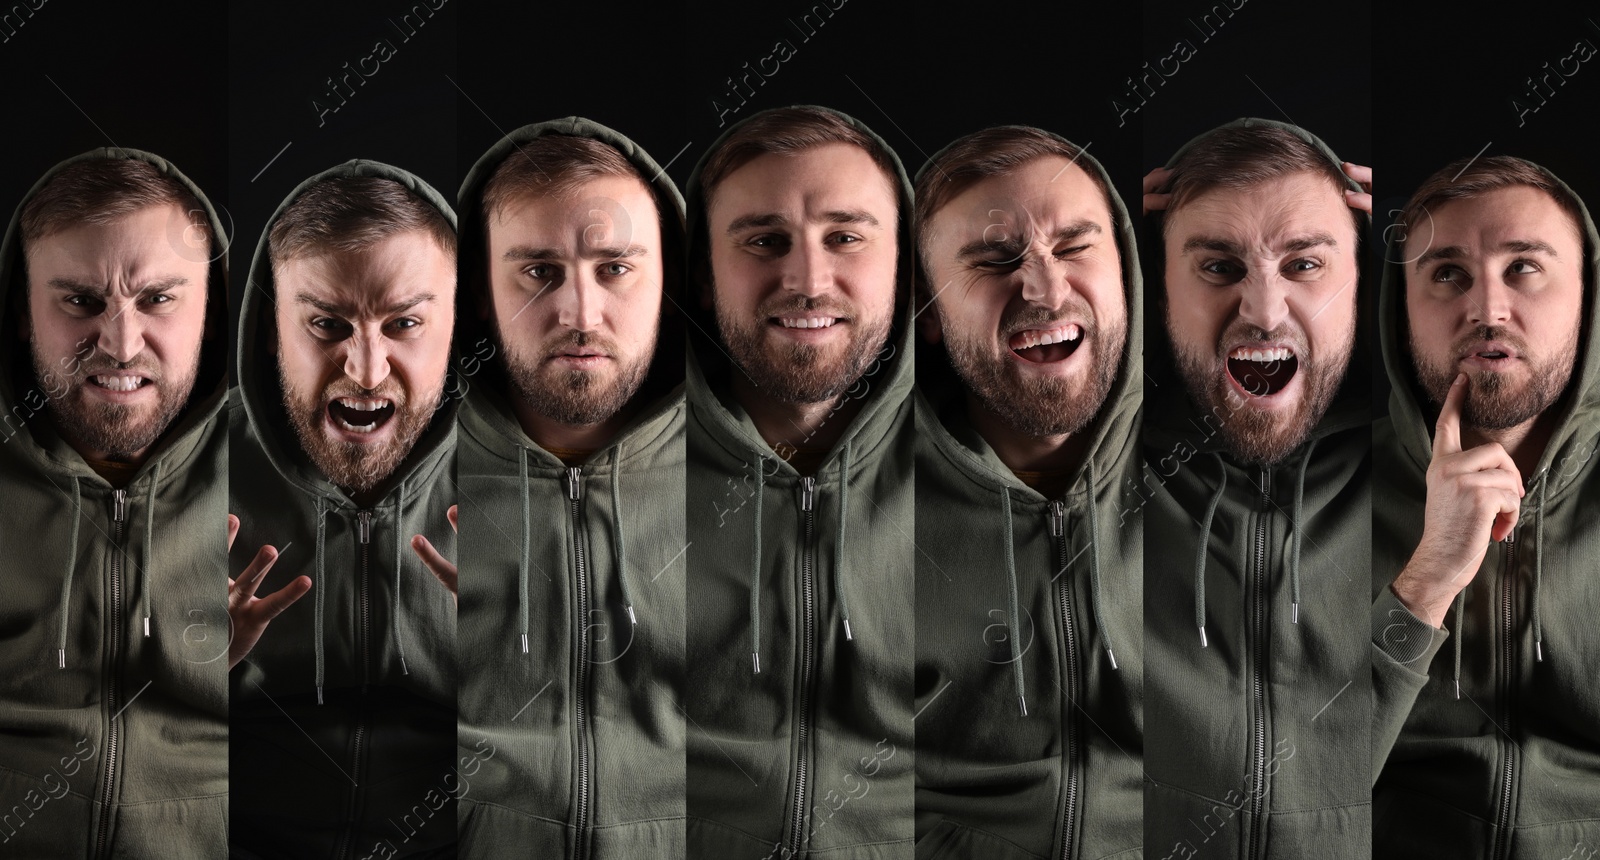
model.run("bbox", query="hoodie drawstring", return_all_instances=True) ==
[1451,589,1466,700]
[314,495,327,704]
[58,478,83,669]
[1084,458,1117,670]
[519,447,531,654]
[1195,454,1228,647]
[393,479,409,675]
[1532,468,1548,662]
[141,458,161,638]
[749,456,766,675]
[1000,487,1027,716]
[611,446,638,627]
[1289,438,1317,625]
[834,440,853,641]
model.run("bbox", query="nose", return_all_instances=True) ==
[557,268,605,331]
[97,303,146,364]
[1019,255,1072,309]
[1236,270,1291,333]
[1467,270,1513,327]
[342,332,392,391]
[783,241,831,297]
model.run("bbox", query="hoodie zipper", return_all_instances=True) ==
[93,488,128,860]
[1246,468,1271,860]
[1048,501,1080,860]
[337,510,375,860]
[787,476,819,858]
[568,467,595,860]
[1493,531,1518,860]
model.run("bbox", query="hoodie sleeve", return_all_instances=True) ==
[1370,587,1450,784]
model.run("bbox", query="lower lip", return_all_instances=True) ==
[84,378,155,403]
[1224,359,1301,408]
[770,320,845,343]
[1007,339,1086,375]
[323,407,397,444]
[1460,354,1516,371]
[551,354,611,369]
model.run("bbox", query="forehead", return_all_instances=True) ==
[931,156,1111,236]
[489,174,661,247]
[1166,171,1353,252]
[276,229,454,310]
[1418,185,1583,251]
[709,142,898,223]
[26,202,208,276]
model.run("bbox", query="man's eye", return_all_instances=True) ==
[312,317,348,332]
[1432,266,1467,284]
[1286,258,1322,274]
[747,234,787,249]
[601,262,630,277]
[390,318,420,330]
[832,233,861,245]
[146,293,174,305]
[1507,260,1540,276]
[525,264,555,281]
[1055,244,1092,258]
[1201,260,1243,278]
[975,257,1021,272]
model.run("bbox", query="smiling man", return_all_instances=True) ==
[450,118,687,859]
[0,151,229,857]
[683,105,916,858]
[909,126,1143,858]
[1371,156,1600,858]
[1140,119,1373,859]
[227,164,460,858]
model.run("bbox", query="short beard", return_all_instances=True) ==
[1411,324,1576,431]
[715,293,893,405]
[499,328,656,426]
[277,361,441,494]
[32,342,200,460]
[1169,315,1353,467]
[939,299,1124,439]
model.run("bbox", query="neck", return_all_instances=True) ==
[966,391,1089,476]
[54,422,154,473]
[730,373,864,456]
[513,398,634,455]
[1463,407,1561,482]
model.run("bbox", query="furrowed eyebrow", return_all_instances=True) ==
[1282,232,1338,252]
[48,276,190,296]
[294,291,436,316]
[1183,237,1245,256]
[725,210,882,234]
[956,220,1102,260]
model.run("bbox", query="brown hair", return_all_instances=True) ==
[913,126,1110,286]
[1398,155,1585,256]
[697,106,899,215]
[480,134,654,224]
[269,176,455,268]
[1161,124,1356,239]
[21,157,213,256]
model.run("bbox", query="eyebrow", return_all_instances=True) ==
[501,244,650,262]
[956,220,1103,259]
[294,291,437,316]
[47,276,191,296]
[1182,232,1339,256]
[724,209,882,234]
[1412,239,1561,271]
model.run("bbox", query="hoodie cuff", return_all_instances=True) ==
[1372,588,1449,670]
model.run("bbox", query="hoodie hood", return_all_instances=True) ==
[1145,117,1372,455]
[455,116,687,471]
[1,147,230,480]
[234,159,459,502]
[682,104,916,475]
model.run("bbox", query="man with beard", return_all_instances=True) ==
[449,119,687,858]
[0,151,229,857]
[227,164,460,858]
[906,125,1144,858]
[683,105,916,858]
[1371,157,1600,857]
[1140,119,1373,859]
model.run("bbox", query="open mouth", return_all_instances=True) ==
[90,374,150,392]
[1461,341,1516,366]
[1010,323,1083,364]
[1226,346,1298,397]
[326,396,396,434]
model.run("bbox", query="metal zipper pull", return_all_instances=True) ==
[567,466,583,501]
[800,476,815,512]
[357,510,373,544]
[113,488,127,523]
[1049,500,1064,538]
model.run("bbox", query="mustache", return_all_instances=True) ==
[317,378,409,407]
[1453,325,1527,357]
[73,357,163,382]
[543,330,621,360]
[1217,323,1310,359]
[1000,297,1096,339]
[757,294,854,319]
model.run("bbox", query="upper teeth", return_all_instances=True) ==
[1230,347,1293,362]
[1013,325,1082,350]
[336,398,389,411]
[94,376,142,392]
[778,317,836,329]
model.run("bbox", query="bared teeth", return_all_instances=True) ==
[93,376,144,392]
[335,397,389,411]
[1228,346,1294,363]
[777,317,837,329]
[1011,324,1082,350]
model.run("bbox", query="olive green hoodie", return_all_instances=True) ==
[227,161,459,858]
[453,117,687,859]
[683,106,917,859]
[0,149,229,858]
[1371,163,1600,856]
[1141,119,1372,860]
[910,130,1143,860]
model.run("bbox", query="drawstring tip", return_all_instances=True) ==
[143,616,151,637]
[317,686,324,705]
[1535,641,1544,662]
[1454,681,1461,700]
[1199,626,1208,648]
[1018,695,1028,717]
[842,618,853,641]
[751,652,761,675]
[400,656,409,675]
[1291,602,1299,624]
[625,604,637,627]
[520,633,529,654]
[58,649,66,669]
[1106,648,1118,670]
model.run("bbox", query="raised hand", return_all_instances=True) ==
[412,504,458,605]
[227,513,313,670]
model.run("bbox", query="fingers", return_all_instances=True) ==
[1142,167,1172,216]
[1433,374,1466,457]
[1342,161,1371,190]
[447,505,458,534]
[227,514,239,552]
[1445,443,1522,487]
[412,535,458,599]
[229,545,280,611]
[1345,189,1372,215]
[1491,510,1518,543]
[253,576,313,621]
